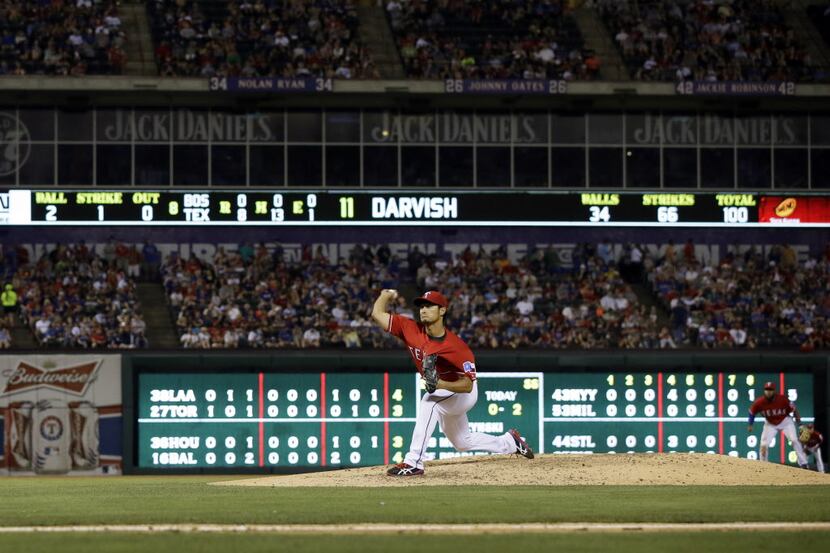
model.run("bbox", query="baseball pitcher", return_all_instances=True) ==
[372,289,533,476]
[747,381,807,468]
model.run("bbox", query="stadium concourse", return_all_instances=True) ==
[1,240,827,351]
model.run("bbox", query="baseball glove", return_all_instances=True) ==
[798,425,812,444]
[422,354,439,393]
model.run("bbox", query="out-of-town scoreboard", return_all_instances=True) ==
[136,370,813,471]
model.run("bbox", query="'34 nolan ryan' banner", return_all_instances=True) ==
[0,355,122,476]
[208,76,333,92]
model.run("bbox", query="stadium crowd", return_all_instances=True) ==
[0,0,127,76]
[163,243,401,349]
[1,239,827,352]
[411,243,662,349]
[3,0,824,82]
[161,239,829,351]
[596,0,816,82]
[386,0,597,80]
[10,241,148,348]
[649,241,830,351]
[161,241,669,350]
[148,0,379,79]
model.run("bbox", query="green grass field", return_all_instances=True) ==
[3,533,830,553]
[1,476,828,552]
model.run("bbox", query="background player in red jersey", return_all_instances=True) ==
[372,289,534,476]
[798,423,825,473]
[747,381,807,467]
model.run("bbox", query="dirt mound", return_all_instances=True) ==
[213,453,829,487]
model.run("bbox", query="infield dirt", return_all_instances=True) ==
[213,453,829,487]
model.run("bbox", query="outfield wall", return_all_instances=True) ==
[0,352,826,476]
[122,351,829,473]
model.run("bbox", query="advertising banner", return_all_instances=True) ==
[0,355,122,475]
[758,196,830,224]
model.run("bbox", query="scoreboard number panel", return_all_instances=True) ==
[138,372,418,469]
[424,373,544,463]
[9,189,830,227]
[543,372,813,463]
[136,370,814,470]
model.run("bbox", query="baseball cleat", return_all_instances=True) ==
[508,428,534,459]
[386,463,425,476]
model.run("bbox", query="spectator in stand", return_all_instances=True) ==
[0,324,10,348]
[302,326,321,347]
[141,240,162,282]
[658,326,676,349]
[1,283,18,326]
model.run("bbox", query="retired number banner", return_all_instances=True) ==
[675,81,796,96]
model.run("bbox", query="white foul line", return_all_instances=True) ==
[0,522,828,534]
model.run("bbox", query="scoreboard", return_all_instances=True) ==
[135,370,814,471]
[5,189,830,227]
[545,372,812,465]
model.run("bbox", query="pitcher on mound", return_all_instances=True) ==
[372,289,534,476]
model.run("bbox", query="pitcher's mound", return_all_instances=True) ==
[212,453,828,487]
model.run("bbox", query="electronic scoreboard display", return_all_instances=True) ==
[135,370,814,471]
[4,189,830,227]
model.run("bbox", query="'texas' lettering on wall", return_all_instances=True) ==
[12,242,812,269]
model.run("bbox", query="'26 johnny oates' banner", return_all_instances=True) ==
[0,355,121,475]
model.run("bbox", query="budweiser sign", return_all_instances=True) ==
[1,360,101,397]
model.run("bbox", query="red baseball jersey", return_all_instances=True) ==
[387,314,477,382]
[803,429,824,452]
[749,394,795,425]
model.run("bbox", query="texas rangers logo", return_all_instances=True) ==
[0,359,102,397]
[40,416,64,441]
[0,112,31,177]
[462,361,476,374]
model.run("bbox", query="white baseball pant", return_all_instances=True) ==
[760,417,807,466]
[804,445,825,473]
[404,381,517,470]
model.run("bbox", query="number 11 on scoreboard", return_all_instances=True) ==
[339,196,355,219]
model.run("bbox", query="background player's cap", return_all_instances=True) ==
[413,290,448,308]
[763,381,776,390]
